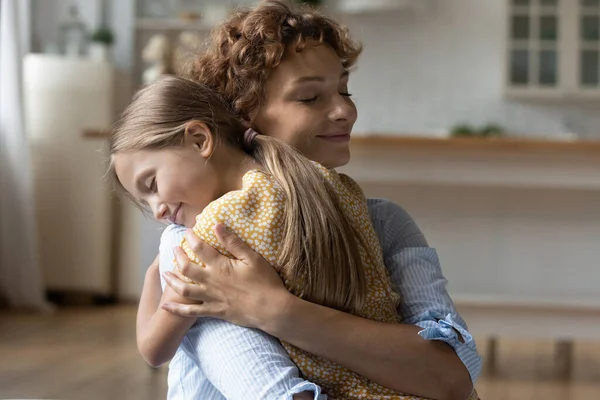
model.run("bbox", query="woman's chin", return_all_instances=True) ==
[321,148,351,169]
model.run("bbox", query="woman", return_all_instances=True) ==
[155,1,481,399]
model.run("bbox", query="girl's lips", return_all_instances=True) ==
[168,203,182,224]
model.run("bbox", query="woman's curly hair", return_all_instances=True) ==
[187,0,362,121]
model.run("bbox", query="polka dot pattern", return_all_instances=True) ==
[178,167,479,400]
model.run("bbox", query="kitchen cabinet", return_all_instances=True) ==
[506,0,600,100]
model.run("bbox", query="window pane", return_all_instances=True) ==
[540,16,558,40]
[540,0,557,5]
[511,50,530,84]
[512,16,530,39]
[581,16,600,41]
[539,50,558,85]
[580,0,599,7]
[513,0,530,5]
[581,50,599,85]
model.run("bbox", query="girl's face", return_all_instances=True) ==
[253,42,358,169]
[113,132,223,228]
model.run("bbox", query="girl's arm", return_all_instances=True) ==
[158,225,325,400]
[136,254,196,368]
[162,225,473,400]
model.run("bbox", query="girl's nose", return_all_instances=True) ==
[151,201,168,221]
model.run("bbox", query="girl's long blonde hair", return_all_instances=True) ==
[109,76,367,314]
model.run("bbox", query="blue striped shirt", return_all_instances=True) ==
[158,198,482,399]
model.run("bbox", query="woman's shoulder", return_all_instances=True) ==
[366,198,413,223]
[365,198,429,251]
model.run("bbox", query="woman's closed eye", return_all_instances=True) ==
[298,95,319,104]
[298,92,353,104]
[339,85,352,97]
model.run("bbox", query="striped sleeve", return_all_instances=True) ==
[367,198,483,383]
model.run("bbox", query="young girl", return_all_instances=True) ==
[110,75,430,399]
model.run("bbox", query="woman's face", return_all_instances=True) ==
[253,42,358,169]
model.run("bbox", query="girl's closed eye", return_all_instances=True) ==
[147,176,157,192]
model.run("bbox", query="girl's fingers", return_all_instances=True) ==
[161,302,206,318]
[173,245,208,282]
[163,270,206,301]
[161,301,221,318]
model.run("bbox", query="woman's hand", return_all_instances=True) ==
[161,223,292,330]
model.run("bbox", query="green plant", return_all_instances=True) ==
[91,26,114,45]
[450,123,505,138]
[450,123,475,138]
[480,123,504,138]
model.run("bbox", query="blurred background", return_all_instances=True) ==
[1,0,599,399]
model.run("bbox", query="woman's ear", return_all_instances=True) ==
[184,121,215,159]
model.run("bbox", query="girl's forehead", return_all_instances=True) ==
[113,151,153,185]
[112,152,139,183]
[113,150,147,170]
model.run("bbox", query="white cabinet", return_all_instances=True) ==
[24,55,114,296]
[505,0,600,100]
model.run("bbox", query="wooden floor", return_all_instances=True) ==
[1,305,599,400]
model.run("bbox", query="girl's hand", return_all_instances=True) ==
[161,224,292,330]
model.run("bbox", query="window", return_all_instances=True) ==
[508,0,559,88]
[506,0,600,98]
[580,0,600,86]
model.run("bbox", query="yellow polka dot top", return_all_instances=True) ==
[180,165,442,400]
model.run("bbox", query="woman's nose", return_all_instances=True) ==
[328,94,357,123]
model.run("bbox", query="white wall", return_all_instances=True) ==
[32,0,102,52]
[29,0,600,300]
[31,0,135,110]
[361,182,600,302]
[342,0,600,138]
[336,2,600,312]
[31,1,600,137]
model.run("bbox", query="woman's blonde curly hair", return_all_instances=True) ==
[187,0,362,121]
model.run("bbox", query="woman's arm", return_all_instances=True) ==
[162,225,473,400]
[136,254,197,368]
[267,295,471,400]
[367,199,482,387]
